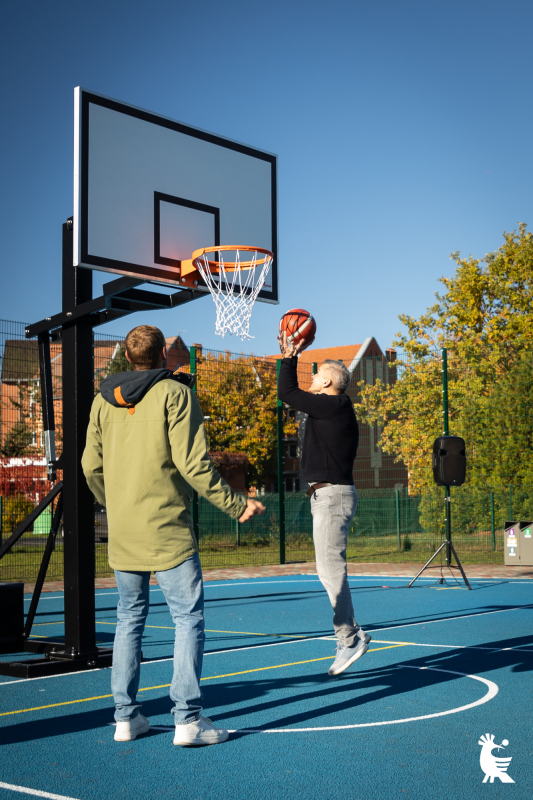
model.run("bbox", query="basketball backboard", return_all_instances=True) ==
[73,88,278,303]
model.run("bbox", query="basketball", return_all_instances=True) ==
[279,308,316,346]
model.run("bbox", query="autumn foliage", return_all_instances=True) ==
[356,224,533,494]
[180,351,297,489]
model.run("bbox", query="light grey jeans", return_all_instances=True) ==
[310,484,360,647]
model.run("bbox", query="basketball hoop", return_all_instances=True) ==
[191,246,273,340]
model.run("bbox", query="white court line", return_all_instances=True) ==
[366,603,532,634]
[0,782,81,800]
[4,605,531,686]
[225,666,498,732]
[0,637,334,685]
[24,574,532,600]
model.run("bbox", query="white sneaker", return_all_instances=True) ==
[328,632,372,676]
[173,714,229,746]
[114,713,150,741]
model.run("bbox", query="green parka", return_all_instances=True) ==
[82,369,246,572]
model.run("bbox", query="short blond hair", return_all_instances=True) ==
[125,325,166,370]
[321,360,351,393]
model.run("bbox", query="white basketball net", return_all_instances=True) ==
[194,249,273,340]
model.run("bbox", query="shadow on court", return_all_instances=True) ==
[2,633,532,746]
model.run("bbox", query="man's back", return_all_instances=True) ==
[83,375,243,571]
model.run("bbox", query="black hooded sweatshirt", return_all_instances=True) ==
[100,369,190,410]
[277,356,358,486]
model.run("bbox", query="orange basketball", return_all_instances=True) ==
[279,308,316,346]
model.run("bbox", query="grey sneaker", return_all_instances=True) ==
[328,632,371,676]
[114,713,150,741]
[173,714,229,746]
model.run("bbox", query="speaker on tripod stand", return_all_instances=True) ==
[432,435,466,487]
[408,435,471,589]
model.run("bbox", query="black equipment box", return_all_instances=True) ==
[0,582,24,654]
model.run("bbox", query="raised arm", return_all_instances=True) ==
[277,356,338,418]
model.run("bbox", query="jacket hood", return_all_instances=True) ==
[100,369,175,409]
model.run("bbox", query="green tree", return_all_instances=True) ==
[1,386,34,457]
[96,344,134,394]
[184,352,297,489]
[356,224,533,494]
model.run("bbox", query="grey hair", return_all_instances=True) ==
[321,360,351,393]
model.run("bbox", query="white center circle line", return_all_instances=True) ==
[227,665,498,733]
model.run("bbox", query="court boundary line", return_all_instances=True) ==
[22,574,533,601]
[226,666,498,732]
[0,645,405,717]
[0,781,81,800]
[3,602,533,686]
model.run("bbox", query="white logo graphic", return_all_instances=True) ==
[479,733,515,783]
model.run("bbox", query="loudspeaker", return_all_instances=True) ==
[432,436,466,486]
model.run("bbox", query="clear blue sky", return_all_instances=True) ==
[1,0,532,356]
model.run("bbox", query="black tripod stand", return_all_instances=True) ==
[408,484,471,589]
[408,350,471,590]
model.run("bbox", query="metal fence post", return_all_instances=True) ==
[490,491,495,551]
[395,488,401,551]
[190,345,199,542]
[441,348,452,566]
[276,359,286,565]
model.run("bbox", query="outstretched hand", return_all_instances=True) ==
[238,498,266,524]
[277,331,315,358]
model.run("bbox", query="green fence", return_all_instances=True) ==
[1,485,527,582]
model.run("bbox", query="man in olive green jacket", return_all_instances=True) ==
[82,325,264,746]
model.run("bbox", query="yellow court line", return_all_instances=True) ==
[31,622,64,627]
[0,644,407,718]
[205,629,307,638]
[33,621,312,638]
[433,587,469,591]
[201,645,406,681]
[97,621,172,630]
[96,621,308,638]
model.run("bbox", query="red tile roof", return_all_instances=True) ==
[267,338,385,368]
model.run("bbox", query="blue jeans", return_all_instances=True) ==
[310,484,360,647]
[112,553,204,724]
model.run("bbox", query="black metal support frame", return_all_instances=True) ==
[0,218,204,677]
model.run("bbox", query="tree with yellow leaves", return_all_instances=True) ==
[183,351,297,489]
[356,224,533,494]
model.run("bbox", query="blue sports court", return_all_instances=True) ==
[1,571,532,800]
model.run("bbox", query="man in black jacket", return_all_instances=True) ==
[277,333,371,675]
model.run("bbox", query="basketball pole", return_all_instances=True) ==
[0,218,206,676]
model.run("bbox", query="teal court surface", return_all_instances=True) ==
[1,572,532,800]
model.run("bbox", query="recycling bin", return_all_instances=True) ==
[504,520,533,565]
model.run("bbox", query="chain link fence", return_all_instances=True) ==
[2,318,532,582]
